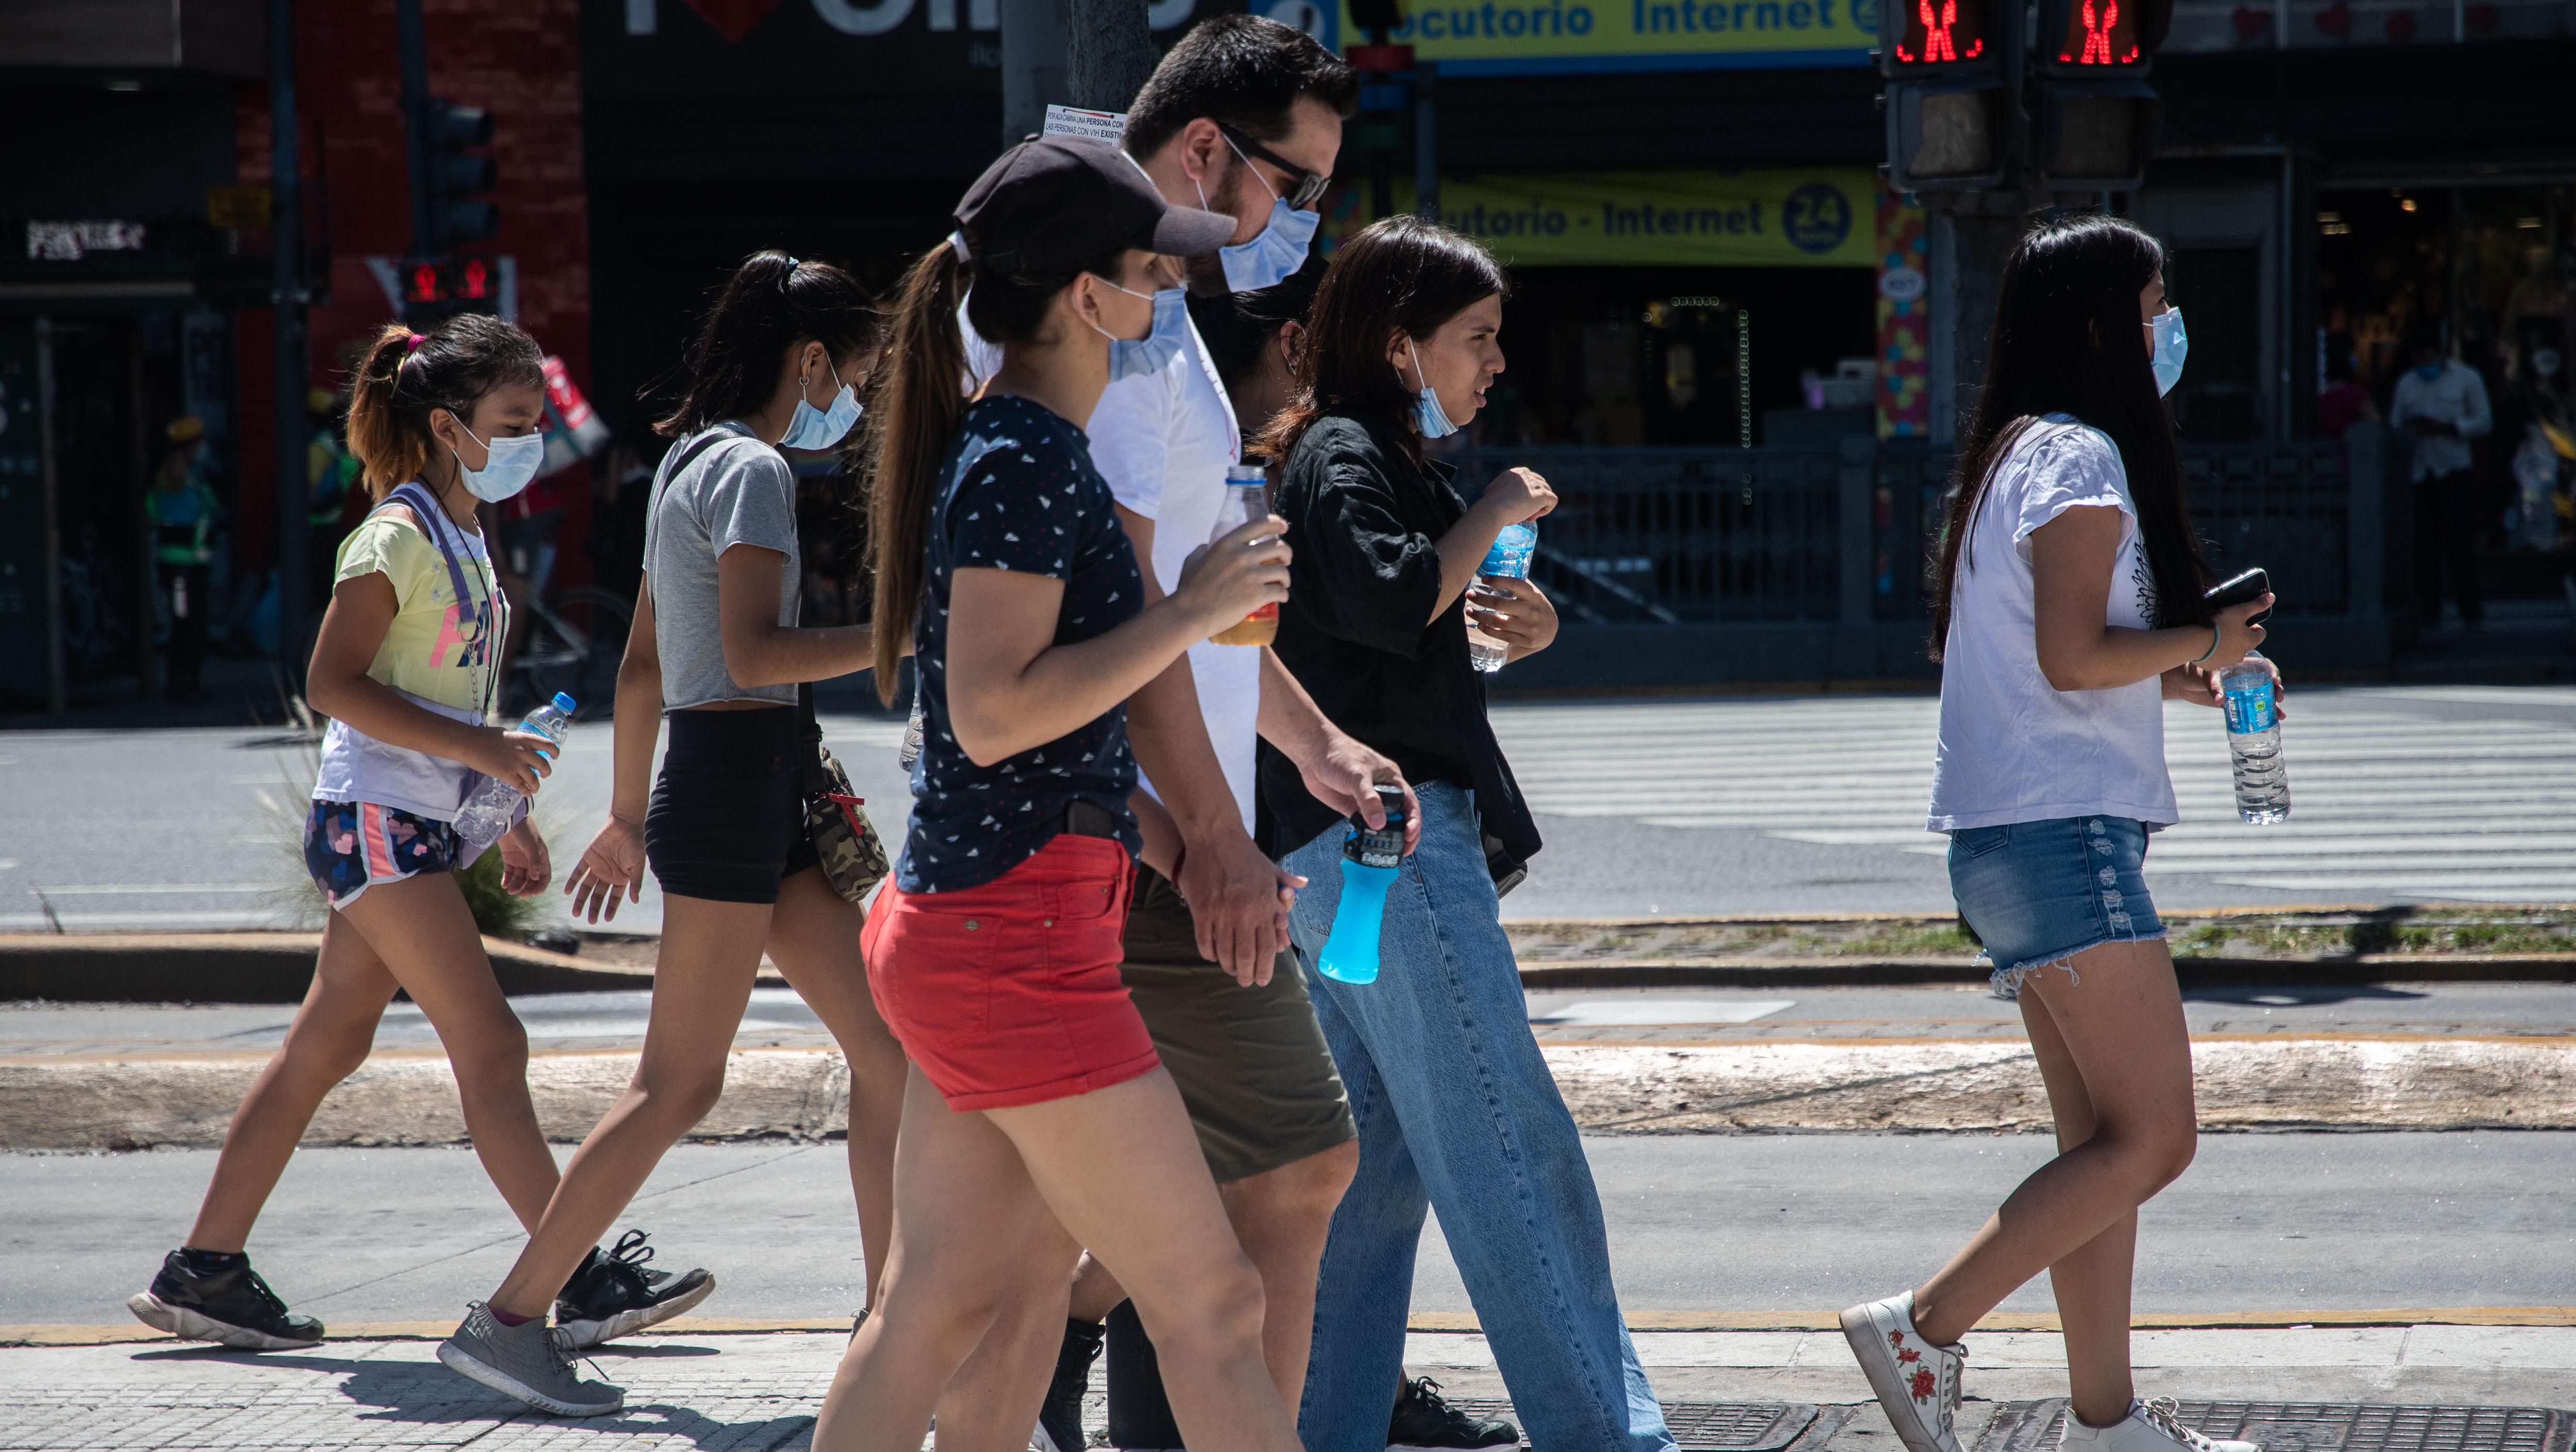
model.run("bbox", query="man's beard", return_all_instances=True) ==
[1183,162,1258,298]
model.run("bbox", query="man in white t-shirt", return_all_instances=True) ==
[938,17,1512,1452]
[2389,331,2494,629]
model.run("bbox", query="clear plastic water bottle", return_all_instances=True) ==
[1467,522,1537,674]
[1210,458,1280,646]
[899,694,925,770]
[2218,654,2290,824]
[1316,786,1410,985]
[454,692,575,843]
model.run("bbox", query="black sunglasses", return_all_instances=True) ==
[1218,123,1331,212]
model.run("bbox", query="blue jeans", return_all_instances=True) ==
[1285,781,1672,1452]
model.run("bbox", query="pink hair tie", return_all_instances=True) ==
[404,332,426,353]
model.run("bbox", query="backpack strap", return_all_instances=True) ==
[370,481,508,721]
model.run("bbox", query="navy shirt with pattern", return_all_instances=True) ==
[899,394,1145,894]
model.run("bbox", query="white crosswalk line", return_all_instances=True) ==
[1492,691,2576,903]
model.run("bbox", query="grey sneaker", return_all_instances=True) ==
[1841,1291,1965,1452]
[437,1302,624,1417]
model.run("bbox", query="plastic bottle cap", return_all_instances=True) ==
[551,692,577,711]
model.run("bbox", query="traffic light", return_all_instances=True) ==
[423,100,498,249]
[399,253,503,325]
[1879,0,2016,193]
[2027,0,2170,190]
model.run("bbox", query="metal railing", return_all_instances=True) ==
[1455,435,2361,628]
[1452,446,1845,623]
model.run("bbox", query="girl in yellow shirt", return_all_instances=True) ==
[128,315,707,1358]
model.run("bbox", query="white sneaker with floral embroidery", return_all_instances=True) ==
[2063,1399,2261,1452]
[1841,1292,1965,1452]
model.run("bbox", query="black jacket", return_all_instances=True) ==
[1256,407,1540,881]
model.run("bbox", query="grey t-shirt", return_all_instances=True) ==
[642,422,801,710]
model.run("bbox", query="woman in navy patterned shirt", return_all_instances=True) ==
[813,139,1311,1452]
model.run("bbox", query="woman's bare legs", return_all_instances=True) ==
[928,1214,1084,1452]
[486,892,770,1319]
[761,866,907,1300]
[815,1069,1077,1452]
[1904,938,2198,1426]
[932,1133,1360,1452]
[812,1067,1300,1452]
[188,875,556,1250]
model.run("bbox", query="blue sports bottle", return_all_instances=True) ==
[1316,785,1411,985]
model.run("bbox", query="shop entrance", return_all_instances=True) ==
[2316,182,2574,643]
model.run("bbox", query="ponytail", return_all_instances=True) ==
[855,232,1131,703]
[345,314,547,500]
[858,242,969,704]
[656,249,881,439]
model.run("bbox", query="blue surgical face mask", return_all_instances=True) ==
[1093,279,1187,384]
[1202,134,1320,292]
[2147,306,2188,398]
[455,423,546,503]
[1406,339,1459,440]
[782,373,863,450]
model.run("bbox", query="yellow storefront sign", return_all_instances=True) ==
[1328,170,1877,267]
[1334,0,1878,72]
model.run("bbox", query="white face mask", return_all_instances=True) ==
[1406,339,1459,440]
[455,422,546,503]
[782,375,863,450]
[1198,133,1320,293]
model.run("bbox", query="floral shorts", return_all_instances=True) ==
[305,799,463,908]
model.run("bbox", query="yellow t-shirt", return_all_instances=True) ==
[333,504,501,714]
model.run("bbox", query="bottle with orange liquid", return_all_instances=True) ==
[1210,456,1279,646]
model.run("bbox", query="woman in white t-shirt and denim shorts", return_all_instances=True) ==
[1837,216,2277,1452]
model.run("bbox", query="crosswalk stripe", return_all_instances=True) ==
[1490,693,2576,903]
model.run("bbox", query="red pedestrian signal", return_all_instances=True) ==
[1880,0,2013,192]
[2058,0,2137,64]
[1894,0,1990,65]
[2036,0,2171,72]
[398,254,504,322]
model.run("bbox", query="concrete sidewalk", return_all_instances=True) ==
[4,1325,2569,1451]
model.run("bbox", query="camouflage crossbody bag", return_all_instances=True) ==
[798,683,890,903]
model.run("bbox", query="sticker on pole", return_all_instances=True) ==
[1043,105,1126,142]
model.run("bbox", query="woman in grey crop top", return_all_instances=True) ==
[437,251,911,1416]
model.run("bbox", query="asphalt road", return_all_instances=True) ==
[5,685,2576,931]
[6,981,2570,1056]
[6,1133,2564,1328]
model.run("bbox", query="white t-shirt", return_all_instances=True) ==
[1926,415,2179,833]
[962,306,1261,832]
[1089,319,1260,833]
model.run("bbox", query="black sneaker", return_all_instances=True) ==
[127,1249,324,1351]
[1388,1376,1520,1450]
[552,1229,715,1349]
[1037,1317,1107,1452]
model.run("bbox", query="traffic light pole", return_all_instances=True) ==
[269,0,311,686]
[397,0,434,259]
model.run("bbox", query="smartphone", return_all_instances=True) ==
[2203,567,2270,627]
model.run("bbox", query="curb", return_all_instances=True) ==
[0,932,652,1003]
[6,931,2573,1003]
[10,1307,2569,1348]
[5,1037,2568,1150]
[1514,955,2576,988]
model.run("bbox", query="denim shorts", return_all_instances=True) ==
[1946,815,2166,997]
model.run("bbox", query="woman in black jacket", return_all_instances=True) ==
[1255,214,1676,1452]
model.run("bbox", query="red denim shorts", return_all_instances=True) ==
[862,833,1157,1112]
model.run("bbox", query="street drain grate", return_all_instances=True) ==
[1977,1402,2574,1452]
[1449,1398,1822,1450]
